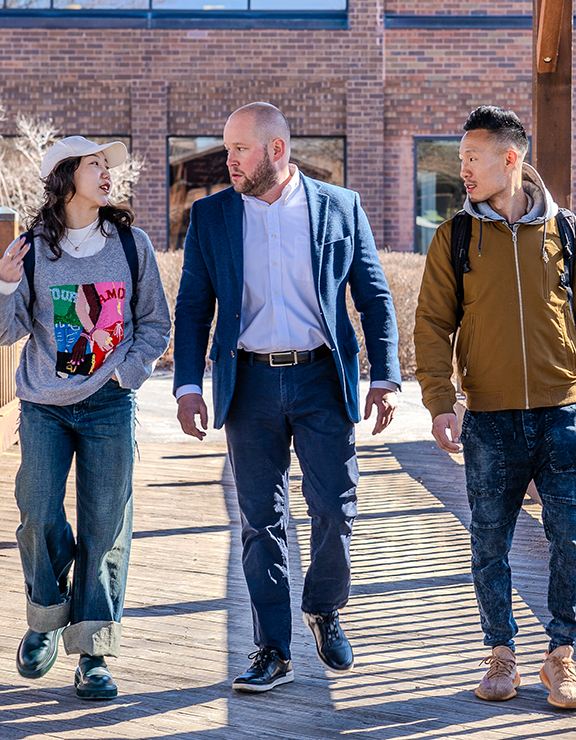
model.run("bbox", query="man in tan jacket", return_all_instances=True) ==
[415,105,576,708]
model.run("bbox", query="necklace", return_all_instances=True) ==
[65,222,97,252]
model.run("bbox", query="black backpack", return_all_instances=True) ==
[450,208,576,339]
[21,225,139,318]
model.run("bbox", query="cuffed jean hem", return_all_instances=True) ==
[62,620,122,657]
[26,593,71,633]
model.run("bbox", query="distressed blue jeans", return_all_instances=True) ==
[461,405,576,652]
[225,353,359,660]
[15,379,135,657]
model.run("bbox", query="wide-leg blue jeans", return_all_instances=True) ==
[461,405,576,652]
[15,379,135,657]
[225,354,359,660]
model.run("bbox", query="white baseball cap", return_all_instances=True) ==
[41,136,128,178]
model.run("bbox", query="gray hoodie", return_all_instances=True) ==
[0,226,171,406]
[464,162,559,225]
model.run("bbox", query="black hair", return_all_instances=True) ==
[29,156,134,260]
[463,105,528,156]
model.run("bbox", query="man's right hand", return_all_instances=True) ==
[177,393,208,440]
[432,412,460,453]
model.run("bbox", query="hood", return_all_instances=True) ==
[463,163,558,225]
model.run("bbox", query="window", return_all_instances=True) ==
[415,137,465,254]
[2,0,346,8]
[168,136,345,250]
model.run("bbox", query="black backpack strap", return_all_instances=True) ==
[117,225,139,316]
[556,208,576,321]
[450,210,473,346]
[21,230,36,317]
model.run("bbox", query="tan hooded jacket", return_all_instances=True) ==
[415,164,576,418]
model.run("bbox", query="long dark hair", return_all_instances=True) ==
[29,156,134,259]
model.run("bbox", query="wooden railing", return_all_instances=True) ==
[0,207,22,453]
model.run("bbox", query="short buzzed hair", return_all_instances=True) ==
[230,102,291,151]
[463,105,528,158]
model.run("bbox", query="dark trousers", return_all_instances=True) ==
[461,405,576,652]
[225,354,359,660]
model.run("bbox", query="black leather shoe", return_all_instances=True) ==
[303,610,354,672]
[16,628,63,679]
[232,648,294,692]
[74,655,118,700]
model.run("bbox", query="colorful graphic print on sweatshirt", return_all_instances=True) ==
[51,282,125,378]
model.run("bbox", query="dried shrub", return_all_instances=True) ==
[379,251,426,379]
[155,249,426,380]
[155,250,182,368]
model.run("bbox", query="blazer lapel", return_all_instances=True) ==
[222,190,244,295]
[302,175,329,290]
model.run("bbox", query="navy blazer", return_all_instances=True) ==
[174,174,401,429]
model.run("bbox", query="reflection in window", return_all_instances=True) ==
[152,0,245,8]
[53,0,147,7]
[3,0,346,7]
[252,0,346,7]
[415,138,465,254]
[168,136,345,250]
[2,0,49,7]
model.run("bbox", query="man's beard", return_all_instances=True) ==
[230,150,278,197]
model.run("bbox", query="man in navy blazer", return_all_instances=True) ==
[174,102,401,692]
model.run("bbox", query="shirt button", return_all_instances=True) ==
[274,291,279,295]
[271,234,277,238]
[272,261,277,266]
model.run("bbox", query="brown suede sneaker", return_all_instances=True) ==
[475,645,520,701]
[539,645,576,708]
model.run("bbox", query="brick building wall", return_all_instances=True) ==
[0,1,572,252]
[383,26,533,251]
[0,3,384,251]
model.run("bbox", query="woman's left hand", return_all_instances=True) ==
[0,236,30,283]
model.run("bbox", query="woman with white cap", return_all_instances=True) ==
[0,136,171,699]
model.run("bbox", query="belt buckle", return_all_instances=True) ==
[269,351,298,367]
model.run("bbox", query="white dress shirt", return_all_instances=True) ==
[176,167,397,398]
[238,166,328,353]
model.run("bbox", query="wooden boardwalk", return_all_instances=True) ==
[1,386,575,738]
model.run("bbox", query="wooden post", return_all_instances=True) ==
[532,0,573,209]
[0,206,22,454]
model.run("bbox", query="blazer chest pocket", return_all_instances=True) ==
[324,236,353,280]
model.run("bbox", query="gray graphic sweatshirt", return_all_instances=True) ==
[0,226,171,406]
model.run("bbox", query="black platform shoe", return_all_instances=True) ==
[16,628,63,679]
[74,655,118,700]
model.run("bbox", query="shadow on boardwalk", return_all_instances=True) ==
[0,435,574,739]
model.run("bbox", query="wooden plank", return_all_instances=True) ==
[1,428,576,738]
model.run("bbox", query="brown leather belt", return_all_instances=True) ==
[238,344,331,367]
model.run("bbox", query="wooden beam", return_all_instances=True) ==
[532,0,573,208]
[536,0,565,72]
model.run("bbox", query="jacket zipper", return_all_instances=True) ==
[511,225,530,409]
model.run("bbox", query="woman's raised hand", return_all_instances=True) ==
[0,235,30,283]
